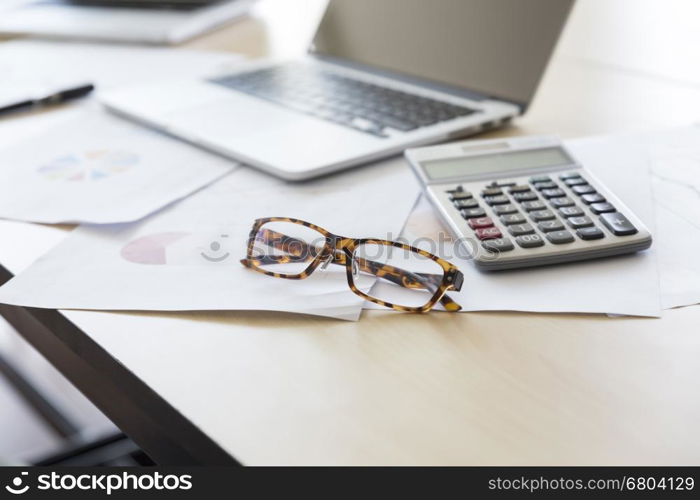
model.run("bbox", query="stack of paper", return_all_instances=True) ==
[0,159,420,321]
[0,40,248,224]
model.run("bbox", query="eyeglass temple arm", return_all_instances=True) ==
[245,229,462,311]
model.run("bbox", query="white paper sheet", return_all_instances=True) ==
[0,39,244,150]
[366,133,663,317]
[0,110,237,224]
[0,158,420,320]
[647,126,700,309]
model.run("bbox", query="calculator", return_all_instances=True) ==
[405,136,652,270]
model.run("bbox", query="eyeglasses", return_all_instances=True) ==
[240,217,464,313]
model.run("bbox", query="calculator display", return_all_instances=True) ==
[423,147,572,180]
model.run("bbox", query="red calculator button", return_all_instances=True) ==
[475,227,502,240]
[468,217,494,229]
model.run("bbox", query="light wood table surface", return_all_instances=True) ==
[1,0,700,465]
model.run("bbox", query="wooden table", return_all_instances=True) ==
[1,0,699,465]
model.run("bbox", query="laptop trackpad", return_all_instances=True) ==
[161,95,378,170]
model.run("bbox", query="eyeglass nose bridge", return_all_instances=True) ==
[320,253,333,270]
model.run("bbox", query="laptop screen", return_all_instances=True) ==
[311,0,574,107]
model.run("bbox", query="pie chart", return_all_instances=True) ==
[120,232,190,265]
[37,149,139,181]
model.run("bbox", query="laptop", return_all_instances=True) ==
[101,0,575,180]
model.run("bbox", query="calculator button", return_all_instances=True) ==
[461,208,486,219]
[483,195,510,205]
[563,177,587,187]
[508,223,535,236]
[559,172,582,180]
[516,233,545,248]
[581,193,606,204]
[530,209,556,221]
[541,188,566,199]
[449,191,473,201]
[453,198,479,209]
[599,212,638,236]
[590,202,616,214]
[529,175,551,183]
[482,238,515,253]
[533,181,558,191]
[500,214,526,225]
[546,230,575,244]
[513,191,539,202]
[481,187,503,197]
[567,216,593,229]
[549,197,575,208]
[488,180,517,188]
[475,227,502,240]
[508,185,531,193]
[572,184,596,195]
[468,217,494,229]
[576,226,605,240]
[446,185,465,194]
[492,204,518,215]
[558,206,584,218]
[521,200,546,212]
[537,220,565,232]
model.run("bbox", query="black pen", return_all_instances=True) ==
[0,83,95,116]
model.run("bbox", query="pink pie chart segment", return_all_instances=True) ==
[120,232,190,265]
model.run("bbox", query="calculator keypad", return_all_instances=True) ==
[445,170,642,262]
[516,234,544,248]
[530,210,555,221]
[482,238,515,252]
[546,230,575,244]
[468,217,494,229]
[453,198,479,209]
[521,200,546,212]
[600,212,638,236]
[475,227,502,240]
[484,195,510,205]
[500,214,526,225]
[508,224,535,236]
[493,204,518,215]
[537,220,565,232]
[461,208,486,219]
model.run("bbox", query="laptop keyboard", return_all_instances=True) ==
[210,65,477,138]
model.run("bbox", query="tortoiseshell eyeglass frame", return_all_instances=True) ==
[240,217,464,313]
